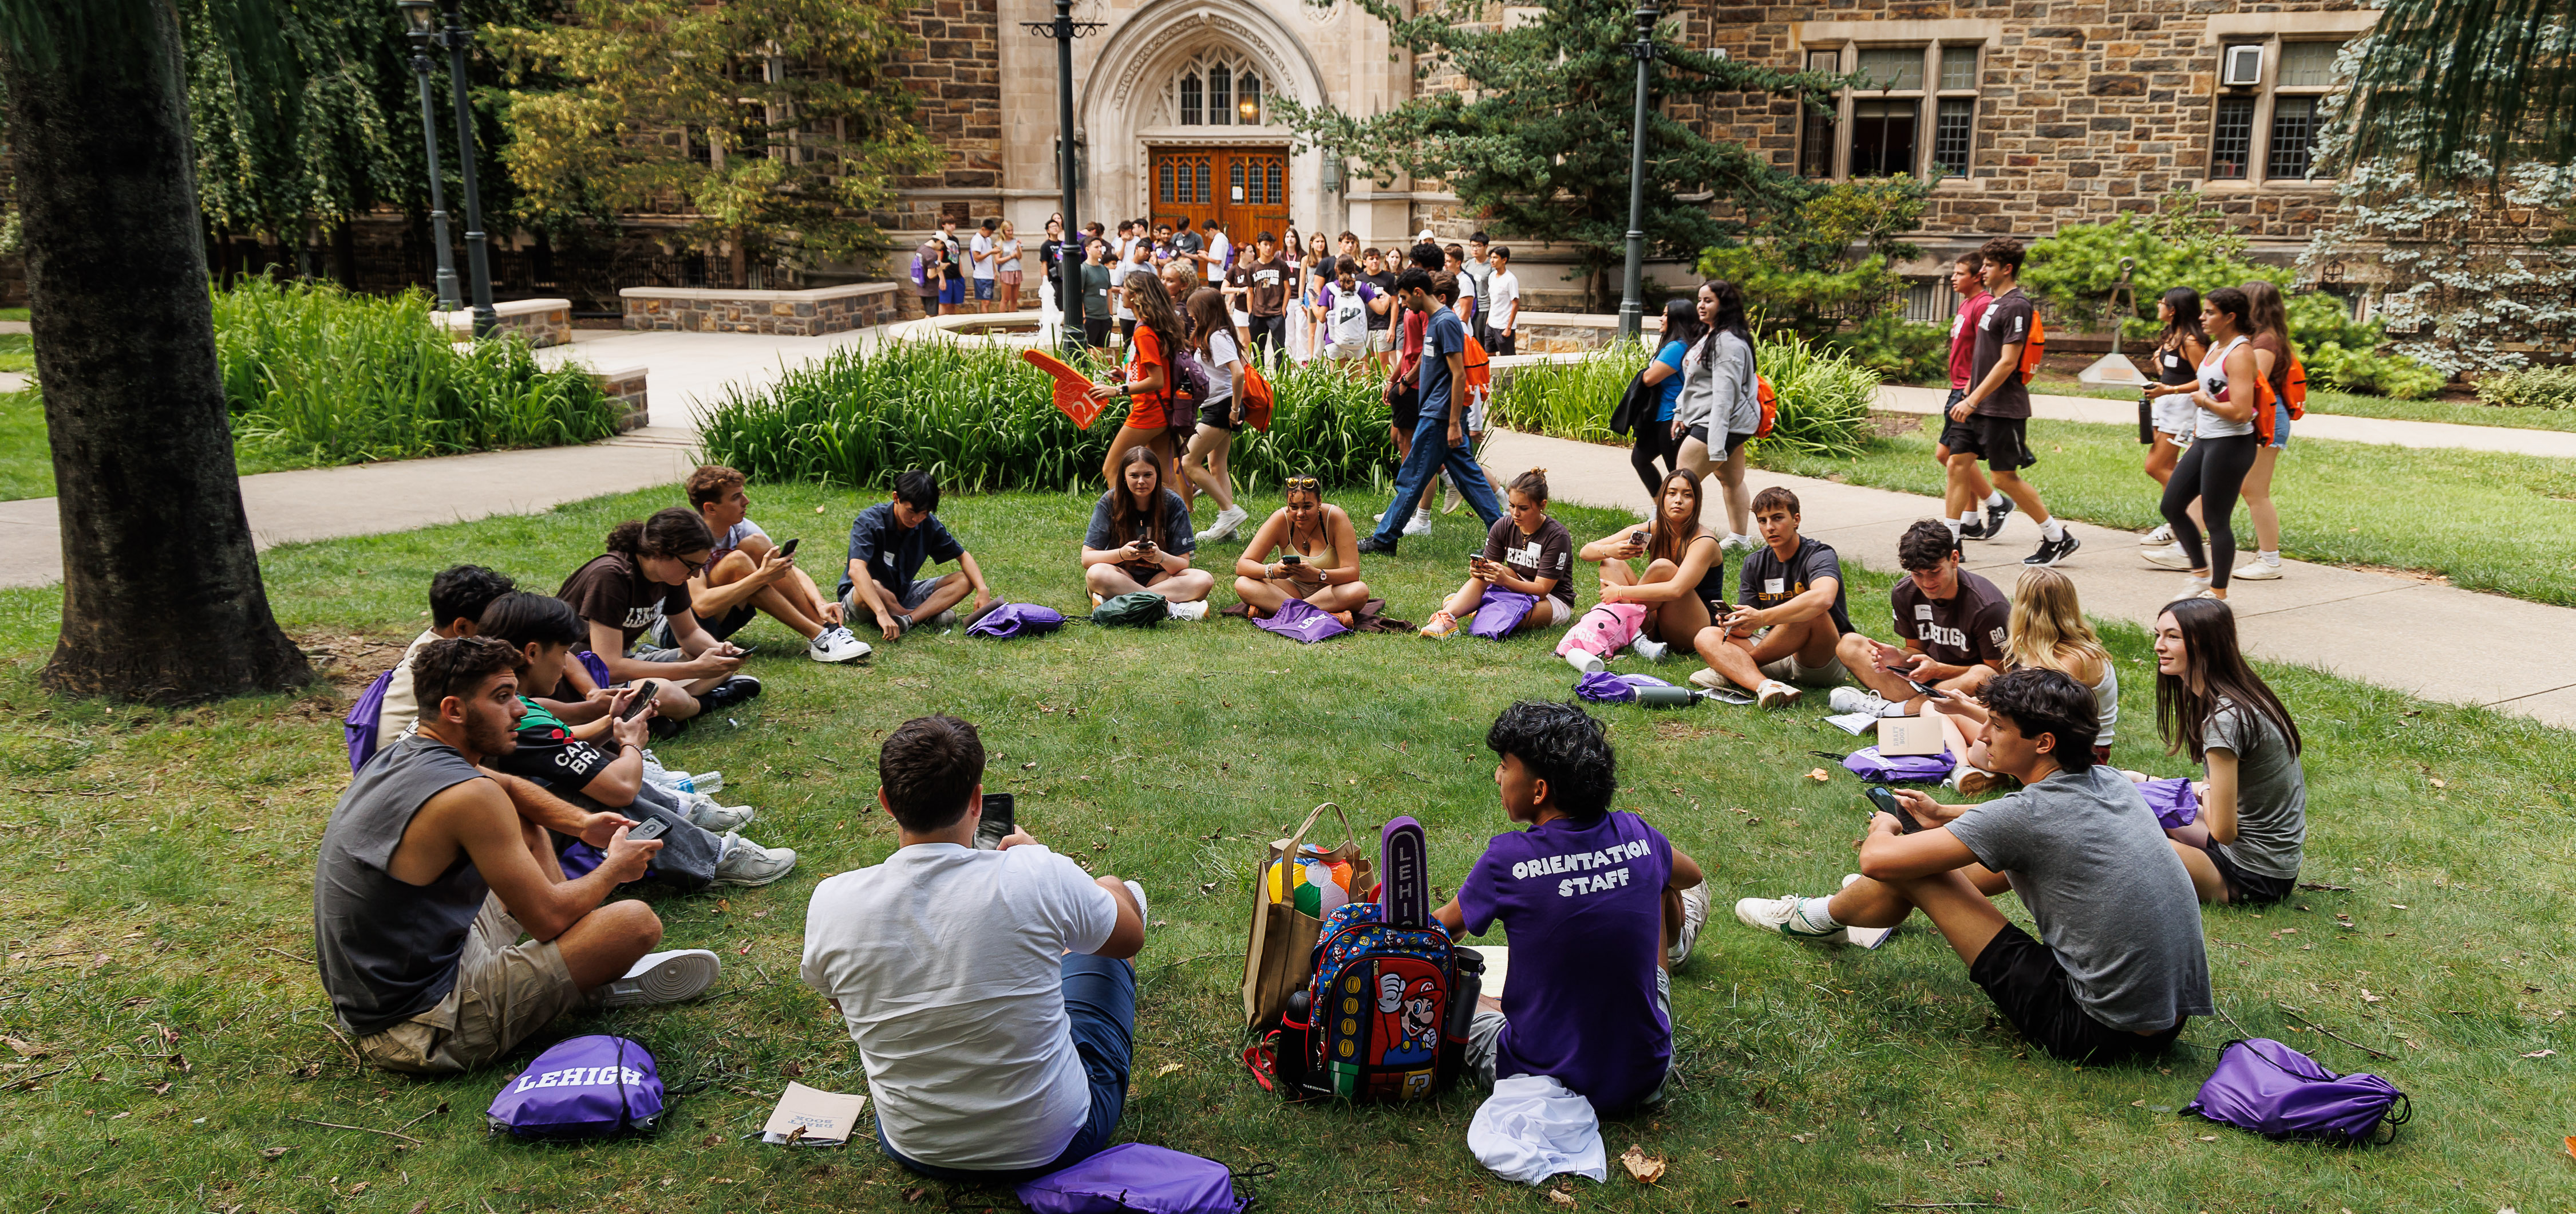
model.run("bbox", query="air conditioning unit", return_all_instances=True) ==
[2221,44,2265,88]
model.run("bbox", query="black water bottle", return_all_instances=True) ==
[1441,948,1484,1086]
[1278,990,1314,1100]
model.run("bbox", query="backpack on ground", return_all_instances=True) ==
[1838,745,1954,783]
[1753,373,1779,439]
[2184,1038,2408,1144]
[1016,1143,1264,1214]
[343,668,394,774]
[1574,671,1698,708]
[1091,592,1170,627]
[1274,817,1466,1103]
[965,602,1067,640]
[487,1034,665,1139]
[2019,314,2047,383]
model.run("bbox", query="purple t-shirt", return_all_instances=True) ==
[1455,810,1673,1111]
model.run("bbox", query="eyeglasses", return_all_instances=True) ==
[1284,476,1321,493]
[678,555,709,575]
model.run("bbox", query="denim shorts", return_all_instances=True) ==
[2267,400,2293,450]
[973,277,996,301]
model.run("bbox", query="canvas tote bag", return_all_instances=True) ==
[1240,801,1373,1028]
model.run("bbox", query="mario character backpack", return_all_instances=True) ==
[1274,817,1467,1103]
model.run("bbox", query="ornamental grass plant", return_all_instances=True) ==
[1488,337,1876,458]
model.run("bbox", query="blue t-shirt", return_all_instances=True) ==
[1419,307,1467,428]
[1456,810,1673,1113]
[842,502,966,598]
[1652,341,1688,421]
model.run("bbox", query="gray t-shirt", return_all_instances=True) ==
[2205,699,2307,880]
[1945,764,2214,1032]
[312,735,493,1035]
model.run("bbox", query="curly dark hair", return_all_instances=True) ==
[1485,701,1617,822]
[1982,667,2100,771]
[428,565,515,632]
[1897,519,1960,571]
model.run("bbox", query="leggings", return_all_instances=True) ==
[2160,432,2259,588]
[1631,418,1680,498]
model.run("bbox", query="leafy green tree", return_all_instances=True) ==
[1274,0,1842,309]
[2339,0,2574,187]
[1692,176,1941,380]
[488,0,937,284]
[181,0,400,251]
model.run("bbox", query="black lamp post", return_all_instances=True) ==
[1617,2,1661,342]
[396,1,463,314]
[1024,0,1103,354]
[431,0,498,340]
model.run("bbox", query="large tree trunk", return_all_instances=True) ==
[3,2,311,703]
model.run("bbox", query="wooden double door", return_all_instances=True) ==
[1149,147,1290,247]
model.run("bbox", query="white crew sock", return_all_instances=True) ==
[1795,896,1843,932]
[2040,517,2066,542]
[2258,550,2280,565]
[1985,490,2008,509]
[1944,517,1963,538]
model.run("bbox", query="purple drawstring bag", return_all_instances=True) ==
[1467,589,1541,640]
[1841,746,1955,783]
[1252,597,1350,644]
[344,668,394,774]
[2138,777,2199,828]
[2183,1038,2409,1144]
[577,649,615,690]
[1575,671,1695,707]
[487,1034,666,1138]
[1015,1143,1254,1214]
[966,602,1068,640]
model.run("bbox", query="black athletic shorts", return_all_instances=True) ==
[1682,424,1753,452]
[1946,414,2036,472]
[1198,396,1239,432]
[659,602,757,648]
[2203,844,2296,906]
[1968,923,2185,1064]
[1389,381,1420,434]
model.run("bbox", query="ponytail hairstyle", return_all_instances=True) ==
[2006,567,2110,683]
[1507,467,1551,509]
[1649,470,1705,565]
[1124,270,1186,371]
[2154,597,2303,763]
[2158,286,2207,353]
[1108,444,1168,549]
[2239,279,2297,396]
[1694,279,1753,368]
[2202,287,2254,340]
[1658,297,1705,353]
[606,507,714,561]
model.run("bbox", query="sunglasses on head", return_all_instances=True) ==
[1284,476,1321,493]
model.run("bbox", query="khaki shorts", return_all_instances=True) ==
[1759,647,1848,688]
[351,893,589,1075]
[1367,329,1394,353]
[1319,342,1368,362]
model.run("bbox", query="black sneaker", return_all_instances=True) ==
[1958,517,1989,542]
[699,676,764,712]
[2024,531,2081,567]
[1984,496,2016,537]
[1355,534,1399,557]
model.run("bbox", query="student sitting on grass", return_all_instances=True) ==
[1231,473,1373,625]
[476,592,798,889]
[1733,667,2211,1065]
[1689,486,1852,710]
[1830,520,2007,719]
[801,715,1147,1180]
[1082,446,1214,616]
[558,510,763,725]
[376,565,517,749]
[2152,597,2308,905]
[1925,567,2119,795]
[314,637,719,1074]
[1433,700,1708,1114]
[682,465,871,663]
[840,470,994,643]
[1418,469,1573,639]
[1577,469,1724,665]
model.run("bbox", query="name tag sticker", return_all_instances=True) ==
[1764,578,1785,595]
[1915,604,1934,621]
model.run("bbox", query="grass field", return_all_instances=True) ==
[3,482,2573,1213]
[1762,414,2576,607]
[1950,375,2576,435]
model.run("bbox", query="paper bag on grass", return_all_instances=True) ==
[761,1082,867,1146]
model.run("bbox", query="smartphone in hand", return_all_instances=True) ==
[974,793,1016,850]
[625,817,670,842]
[778,537,800,558]
[1864,786,1925,834]
[619,680,661,721]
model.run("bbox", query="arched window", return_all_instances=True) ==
[1172,52,1266,126]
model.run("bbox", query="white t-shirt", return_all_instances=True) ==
[1204,232,1231,271]
[801,842,1117,1172]
[1488,270,1522,331]
[1455,271,1477,321]
[1200,329,1241,406]
[374,629,444,749]
[970,234,996,279]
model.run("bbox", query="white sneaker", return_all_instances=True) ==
[2139,523,2176,546]
[2232,558,2282,581]
[1167,600,1209,621]
[1195,504,1250,543]
[1669,882,1710,968]
[807,625,872,663]
[1630,637,1670,663]
[1828,687,1906,718]
[1719,533,1756,554]
[1124,880,1149,923]
[1756,679,1802,710]
[2142,543,2199,570]
[1566,650,1606,676]
[599,948,720,1008]
[1688,667,1728,691]
[710,834,798,887]
[1732,894,1848,944]
[1404,509,1435,537]
[685,795,754,832]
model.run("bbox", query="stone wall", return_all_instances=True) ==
[892,0,1005,231]
[621,283,900,336]
[438,298,571,348]
[592,365,651,432]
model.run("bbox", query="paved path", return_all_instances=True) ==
[0,428,699,589]
[1480,428,2576,731]
[1876,384,2576,459]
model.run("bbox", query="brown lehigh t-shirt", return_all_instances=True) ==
[1247,257,1291,317]
[1970,289,2035,420]
[558,552,693,652]
[1483,515,1577,611]
[1889,567,2011,669]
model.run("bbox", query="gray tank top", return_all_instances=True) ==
[312,735,492,1035]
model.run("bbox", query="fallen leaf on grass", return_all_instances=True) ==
[149,1082,171,1096]
[903,1187,929,1204]
[2388,904,2409,910]
[260,1147,290,1160]
[4,1037,45,1058]
[1547,1191,1578,1208]
[409,1200,433,1214]
[1619,1144,1666,1184]
[1728,1199,1752,1208]
[1153,1062,1184,1078]
[349,1182,370,1195]
[1789,1132,1815,1144]
[1805,768,1831,782]
[2521,1050,2555,1058]
[736,940,754,956]
[2196,1134,2218,1142]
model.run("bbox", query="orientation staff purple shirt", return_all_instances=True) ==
[1456,810,1673,1111]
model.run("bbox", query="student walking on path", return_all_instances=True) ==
[1357,269,1504,555]
[1933,253,1997,533]
[1670,281,1760,551]
[2231,281,2299,584]
[2136,288,2210,549]
[2145,288,2265,600]
[1945,238,2077,567]
[1178,288,1251,542]
[1631,299,1702,498]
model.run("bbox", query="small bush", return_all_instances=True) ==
[2304,342,2449,400]
[698,341,1396,493]
[215,281,619,465]
[1488,338,1876,459]
[1489,344,1647,445]
[2476,365,2576,410]
[1822,314,1947,384]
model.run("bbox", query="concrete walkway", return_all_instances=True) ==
[1480,428,2576,731]
[1876,384,2576,459]
[0,427,699,589]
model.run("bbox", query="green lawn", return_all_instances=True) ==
[1764,415,2576,606]
[0,334,34,375]
[2,481,2571,1212]
[1935,376,2576,435]
[0,389,411,502]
